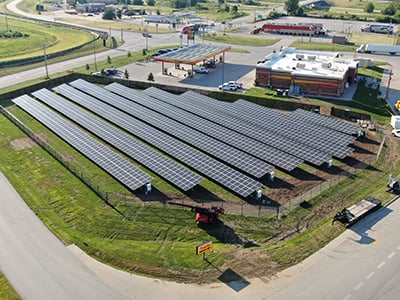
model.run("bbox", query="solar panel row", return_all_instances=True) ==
[180,91,354,159]
[105,82,301,172]
[31,88,203,191]
[232,99,355,145]
[290,109,359,134]
[69,79,272,178]
[52,83,262,197]
[13,95,152,192]
[144,87,330,166]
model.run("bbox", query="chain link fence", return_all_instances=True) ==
[1,106,385,220]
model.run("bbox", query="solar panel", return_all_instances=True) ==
[144,87,330,166]
[52,83,262,197]
[290,109,360,134]
[12,95,152,192]
[180,93,354,159]
[105,82,301,172]
[232,99,354,143]
[69,79,272,178]
[31,88,203,191]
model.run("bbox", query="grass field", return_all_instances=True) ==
[0,18,95,61]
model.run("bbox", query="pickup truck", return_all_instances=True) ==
[332,196,381,226]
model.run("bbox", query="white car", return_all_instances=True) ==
[392,129,400,137]
[219,82,238,91]
[227,81,243,89]
[193,66,209,74]
[218,81,243,91]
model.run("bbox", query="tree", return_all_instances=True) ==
[232,5,238,14]
[364,2,374,13]
[116,9,122,19]
[285,0,299,16]
[147,0,155,5]
[102,10,116,20]
[383,3,396,15]
[147,72,154,81]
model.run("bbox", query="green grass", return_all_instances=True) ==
[201,32,279,46]
[0,272,20,300]
[290,41,358,52]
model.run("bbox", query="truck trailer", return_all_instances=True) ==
[260,23,319,35]
[356,44,400,55]
[361,24,394,34]
[332,196,382,226]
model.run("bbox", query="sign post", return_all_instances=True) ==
[196,240,213,260]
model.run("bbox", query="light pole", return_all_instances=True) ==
[5,12,9,32]
[42,44,49,79]
[93,42,97,71]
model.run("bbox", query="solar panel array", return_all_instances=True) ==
[13,95,152,192]
[144,87,330,166]
[105,82,301,172]
[181,92,354,159]
[69,79,271,178]
[31,88,203,191]
[290,108,360,134]
[52,83,262,197]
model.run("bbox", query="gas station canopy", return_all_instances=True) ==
[153,43,231,65]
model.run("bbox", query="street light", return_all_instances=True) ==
[93,42,98,71]
[42,44,49,79]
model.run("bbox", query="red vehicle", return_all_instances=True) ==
[169,202,225,224]
[261,23,318,35]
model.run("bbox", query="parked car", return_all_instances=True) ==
[193,66,209,74]
[219,81,243,91]
[91,68,121,77]
[392,129,400,138]
[227,81,243,89]
[219,82,238,91]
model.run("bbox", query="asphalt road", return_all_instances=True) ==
[0,172,125,300]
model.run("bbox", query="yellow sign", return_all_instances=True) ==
[196,241,213,255]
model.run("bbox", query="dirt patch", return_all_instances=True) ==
[9,133,48,151]
[10,137,37,150]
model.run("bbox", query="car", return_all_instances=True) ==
[104,68,119,76]
[91,71,102,77]
[142,32,152,38]
[227,80,243,89]
[193,66,209,74]
[395,100,400,111]
[218,81,243,91]
[219,82,237,91]
[392,129,400,137]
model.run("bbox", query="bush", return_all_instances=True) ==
[147,72,154,81]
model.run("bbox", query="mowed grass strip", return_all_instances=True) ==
[201,32,280,46]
